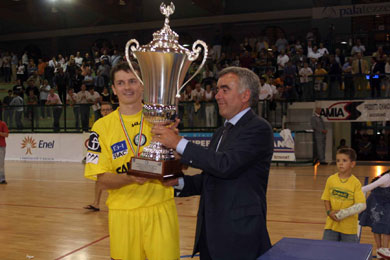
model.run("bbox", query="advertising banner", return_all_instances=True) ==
[272,129,296,162]
[313,2,390,19]
[6,133,87,162]
[316,100,390,122]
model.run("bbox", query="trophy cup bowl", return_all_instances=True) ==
[125,2,208,180]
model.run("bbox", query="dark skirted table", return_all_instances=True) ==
[258,237,372,260]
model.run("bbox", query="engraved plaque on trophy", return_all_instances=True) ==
[125,2,208,180]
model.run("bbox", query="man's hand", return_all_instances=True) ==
[152,119,182,149]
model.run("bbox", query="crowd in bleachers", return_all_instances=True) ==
[0,28,389,131]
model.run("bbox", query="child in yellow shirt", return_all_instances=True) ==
[321,148,366,242]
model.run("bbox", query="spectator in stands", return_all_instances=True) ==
[27,59,37,77]
[57,54,65,68]
[3,90,13,128]
[327,55,342,97]
[373,46,387,63]
[283,61,298,96]
[87,87,102,122]
[37,59,46,80]
[291,48,306,69]
[74,51,83,67]
[39,79,51,119]
[77,84,90,132]
[275,33,289,52]
[94,70,105,94]
[11,52,18,83]
[22,51,28,65]
[110,49,122,67]
[258,76,273,118]
[277,50,289,75]
[299,62,313,100]
[191,83,205,126]
[27,71,42,90]
[66,88,80,130]
[352,52,369,98]
[10,90,24,130]
[26,89,39,127]
[203,83,216,127]
[181,84,194,128]
[239,50,253,69]
[2,52,11,83]
[84,52,93,67]
[308,45,322,60]
[48,56,58,71]
[44,61,55,86]
[101,87,111,102]
[53,67,69,102]
[97,59,110,88]
[13,79,25,98]
[318,42,329,57]
[26,78,40,98]
[370,57,383,98]
[16,60,26,83]
[342,57,355,99]
[334,48,345,66]
[314,63,328,98]
[46,88,62,132]
[351,39,366,56]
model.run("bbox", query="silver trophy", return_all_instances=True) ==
[125,2,208,179]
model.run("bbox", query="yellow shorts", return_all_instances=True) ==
[109,199,180,260]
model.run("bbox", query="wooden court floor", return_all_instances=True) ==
[0,161,387,260]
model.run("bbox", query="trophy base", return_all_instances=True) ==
[128,157,183,181]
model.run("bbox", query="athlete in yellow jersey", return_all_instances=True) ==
[84,62,180,260]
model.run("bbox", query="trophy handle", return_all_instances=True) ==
[125,39,144,85]
[176,40,208,97]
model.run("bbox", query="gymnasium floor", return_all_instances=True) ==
[0,161,387,259]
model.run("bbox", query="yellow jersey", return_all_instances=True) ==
[84,109,174,210]
[321,173,365,234]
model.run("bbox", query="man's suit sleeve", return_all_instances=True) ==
[177,174,204,197]
[180,119,273,179]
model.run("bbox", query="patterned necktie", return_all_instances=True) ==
[216,122,233,151]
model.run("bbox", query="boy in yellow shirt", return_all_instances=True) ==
[321,147,366,242]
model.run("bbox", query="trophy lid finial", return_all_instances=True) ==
[138,2,189,54]
[160,2,175,26]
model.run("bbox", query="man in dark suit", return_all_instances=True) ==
[153,66,274,260]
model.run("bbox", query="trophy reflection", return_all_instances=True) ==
[125,2,208,180]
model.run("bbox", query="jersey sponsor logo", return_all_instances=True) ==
[132,121,140,127]
[87,132,101,152]
[133,134,147,146]
[116,162,131,174]
[86,152,99,164]
[332,188,350,199]
[111,140,128,159]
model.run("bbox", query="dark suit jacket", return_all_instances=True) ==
[178,109,273,260]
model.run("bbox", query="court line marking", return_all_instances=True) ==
[54,235,109,260]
